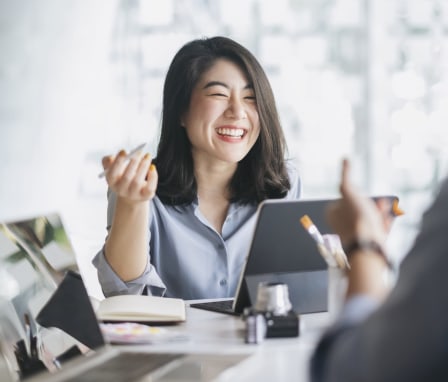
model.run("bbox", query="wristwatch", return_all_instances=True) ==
[343,239,392,269]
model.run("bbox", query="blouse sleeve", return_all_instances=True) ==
[92,189,166,297]
[286,161,302,199]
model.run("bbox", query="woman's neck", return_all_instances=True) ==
[194,159,236,198]
[194,160,237,233]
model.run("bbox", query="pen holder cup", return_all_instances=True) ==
[327,267,348,320]
[254,282,292,315]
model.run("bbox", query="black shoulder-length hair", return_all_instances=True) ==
[153,36,291,206]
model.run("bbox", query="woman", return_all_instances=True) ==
[93,36,302,299]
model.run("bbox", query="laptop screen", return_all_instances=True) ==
[0,213,97,380]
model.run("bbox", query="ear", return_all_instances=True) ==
[180,111,187,128]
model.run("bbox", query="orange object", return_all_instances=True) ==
[392,199,405,216]
[300,215,313,230]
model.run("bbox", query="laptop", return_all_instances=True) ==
[0,213,249,382]
[190,198,334,316]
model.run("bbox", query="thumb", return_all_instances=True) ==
[102,155,114,170]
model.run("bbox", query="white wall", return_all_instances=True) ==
[2,0,447,286]
[0,1,123,298]
[0,0,120,223]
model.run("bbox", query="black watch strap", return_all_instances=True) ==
[343,239,392,269]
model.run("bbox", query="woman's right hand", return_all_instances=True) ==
[101,149,158,204]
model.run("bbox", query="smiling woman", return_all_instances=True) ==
[182,58,260,167]
[93,36,302,300]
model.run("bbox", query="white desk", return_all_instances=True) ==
[125,304,332,382]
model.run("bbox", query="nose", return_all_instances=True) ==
[225,97,247,120]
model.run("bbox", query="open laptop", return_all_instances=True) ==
[0,214,249,382]
[190,198,334,316]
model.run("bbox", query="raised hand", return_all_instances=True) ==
[101,149,158,204]
[326,159,388,249]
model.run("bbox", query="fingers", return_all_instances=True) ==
[329,159,392,247]
[115,151,147,192]
[101,151,124,176]
[102,149,158,202]
[340,158,350,194]
[102,155,115,170]
[128,153,154,197]
[102,150,126,181]
[106,150,133,185]
[134,153,152,181]
[141,164,158,199]
[339,158,358,200]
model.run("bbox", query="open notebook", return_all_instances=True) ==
[0,213,249,382]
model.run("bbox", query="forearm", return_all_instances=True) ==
[105,197,150,282]
[345,250,390,301]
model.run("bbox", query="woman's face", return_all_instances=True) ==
[181,58,260,166]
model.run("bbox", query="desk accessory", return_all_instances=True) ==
[94,294,186,324]
[244,313,266,344]
[243,282,299,341]
[300,215,349,270]
[299,216,350,315]
[100,322,189,344]
[13,339,46,379]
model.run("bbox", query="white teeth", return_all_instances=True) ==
[216,128,244,137]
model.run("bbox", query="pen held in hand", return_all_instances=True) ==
[98,142,147,179]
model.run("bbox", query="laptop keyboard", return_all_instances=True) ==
[64,352,182,382]
[189,299,239,316]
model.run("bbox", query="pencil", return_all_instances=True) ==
[98,142,147,178]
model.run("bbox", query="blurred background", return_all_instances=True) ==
[1,0,448,292]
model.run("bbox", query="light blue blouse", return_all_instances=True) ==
[93,167,302,299]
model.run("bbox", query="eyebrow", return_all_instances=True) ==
[202,81,253,90]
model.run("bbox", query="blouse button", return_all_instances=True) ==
[219,279,227,286]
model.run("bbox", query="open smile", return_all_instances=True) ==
[215,127,247,138]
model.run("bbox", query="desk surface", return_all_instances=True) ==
[121,303,331,382]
